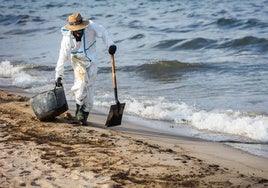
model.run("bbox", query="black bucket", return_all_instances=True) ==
[29,87,68,121]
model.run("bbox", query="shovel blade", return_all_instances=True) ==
[105,103,125,127]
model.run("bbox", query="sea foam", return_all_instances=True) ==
[0,61,50,88]
[0,60,24,77]
[97,95,268,142]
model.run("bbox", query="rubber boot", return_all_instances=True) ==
[82,112,89,126]
[76,104,84,122]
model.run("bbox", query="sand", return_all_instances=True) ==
[0,89,267,188]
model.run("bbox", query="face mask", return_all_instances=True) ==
[73,29,84,42]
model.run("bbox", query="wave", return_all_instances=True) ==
[216,18,242,28]
[0,14,26,25]
[215,17,268,29]
[99,60,203,73]
[98,60,205,83]
[0,60,205,84]
[152,39,185,49]
[152,36,268,52]
[244,18,268,29]
[153,38,217,50]
[4,28,46,36]
[0,61,24,78]
[136,61,193,81]
[95,95,268,142]
[128,20,143,29]
[128,34,145,40]
[136,60,202,73]
[0,61,52,88]
[0,14,45,26]
[219,36,268,52]
[173,38,217,50]
[41,2,65,9]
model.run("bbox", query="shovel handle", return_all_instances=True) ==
[111,54,119,103]
[111,55,117,88]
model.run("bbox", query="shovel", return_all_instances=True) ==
[105,54,125,127]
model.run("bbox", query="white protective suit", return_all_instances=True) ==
[55,20,114,113]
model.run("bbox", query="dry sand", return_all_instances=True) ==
[0,89,267,187]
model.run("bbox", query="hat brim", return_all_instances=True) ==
[65,20,89,31]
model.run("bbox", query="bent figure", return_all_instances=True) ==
[55,13,117,125]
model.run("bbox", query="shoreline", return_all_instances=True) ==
[8,85,268,158]
[0,88,268,187]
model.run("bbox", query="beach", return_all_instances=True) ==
[0,88,267,188]
[1,0,268,159]
[1,1,268,187]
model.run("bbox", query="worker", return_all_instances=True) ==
[55,13,116,125]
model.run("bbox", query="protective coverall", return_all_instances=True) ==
[55,19,115,124]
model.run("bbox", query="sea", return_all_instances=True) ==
[0,0,268,158]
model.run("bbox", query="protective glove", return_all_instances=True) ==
[55,77,63,87]
[108,45,117,55]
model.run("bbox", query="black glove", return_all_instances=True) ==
[108,45,117,55]
[55,77,62,87]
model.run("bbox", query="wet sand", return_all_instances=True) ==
[0,89,267,187]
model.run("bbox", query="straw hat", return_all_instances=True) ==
[65,13,89,31]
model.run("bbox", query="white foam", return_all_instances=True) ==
[13,72,38,88]
[191,110,268,141]
[96,95,268,142]
[0,61,24,77]
[0,61,50,89]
